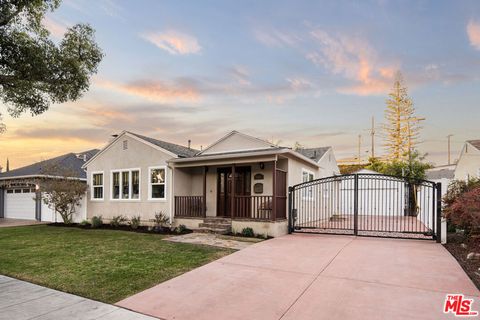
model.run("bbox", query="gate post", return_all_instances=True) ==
[288,187,293,234]
[354,174,359,236]
[436,183,442,243]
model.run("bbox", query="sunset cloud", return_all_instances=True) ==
[95,78,201,103]
[307,29,398,95]
[43,16,69,38]
[141,30,201,55]
[254,27,302,47]
[467,20,480,50]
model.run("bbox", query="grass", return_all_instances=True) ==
[0,225,233,303]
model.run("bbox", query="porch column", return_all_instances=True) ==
[231,164,235,219]
[203,166,207,217]
[272,160,277,221]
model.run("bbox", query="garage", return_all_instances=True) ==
[4,188,37,220]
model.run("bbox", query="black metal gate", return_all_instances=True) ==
[288,174,442,241]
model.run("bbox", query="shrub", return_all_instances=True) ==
[110,215,127,228]
[176,224,187,234]
[79,220,90,227]
[129,216,141,230]
[151,211,169,230]
[91,216,103,228]
[444,187,480,235]
[241,227,255,238]
[443,178,480,209]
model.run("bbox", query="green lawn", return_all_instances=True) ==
[0,225,233,303]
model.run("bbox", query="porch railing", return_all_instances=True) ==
[234,195,286,220]
[174,196,204,218]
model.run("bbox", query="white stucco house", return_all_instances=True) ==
[454,140,480,181]
[82,130,339,237]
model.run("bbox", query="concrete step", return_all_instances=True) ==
[203,217,232,224]
[199,222,232,229]
[194,226,231,235]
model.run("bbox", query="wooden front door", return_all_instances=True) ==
[217,167,251,217]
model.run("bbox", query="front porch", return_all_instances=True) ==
[171,158,288,235]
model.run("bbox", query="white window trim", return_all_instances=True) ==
[301,168,315,201]
[91,171,104,201]
[148,165,167,201]
[110,168,141,201]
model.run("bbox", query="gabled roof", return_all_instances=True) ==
[467,140,480,151]
[0,149,99,180]
[197,130,278,155]
[296,147,331,162]
[426,168,455,180]
[82,131,197,168]
[128,132,198,158]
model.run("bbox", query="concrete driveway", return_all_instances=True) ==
[0,218,47,228]
[117,234,479,320]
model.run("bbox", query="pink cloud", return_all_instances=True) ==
[467,20,480,50]
[43,16,69,38]
[141,30,201,55]
[307,29,399,95]
[95,78,200,103]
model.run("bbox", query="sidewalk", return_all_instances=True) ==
[0,275,156,320]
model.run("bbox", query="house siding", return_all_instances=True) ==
[86,134,175,222]
[454,142,480,180]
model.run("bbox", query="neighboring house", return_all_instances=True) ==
[426,164,455,197]
[454,140,480,181]
[0,150,97,222]
[83,130,339,237]
[296,147,340,177]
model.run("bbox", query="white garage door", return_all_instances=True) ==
[5,188,36,220]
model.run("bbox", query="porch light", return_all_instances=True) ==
[259,162,264,170]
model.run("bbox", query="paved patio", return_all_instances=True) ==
[0,218,47,228]
[118,234,479,320]
[0,276,155,320]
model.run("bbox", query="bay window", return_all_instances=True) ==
[111,169,140,200]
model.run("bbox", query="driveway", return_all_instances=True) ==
[0,276,155,320]
[118,234,479,320]
[0,218,47,228]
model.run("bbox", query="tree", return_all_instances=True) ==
[383,72,422,161]
[293,141,304,151]
[39,164,88,224]
[0,0,103,129]
[444,187,480,235]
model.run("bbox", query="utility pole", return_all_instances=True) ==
[447,134,453,165]
[371,117,375,159]
[358,134,362,165]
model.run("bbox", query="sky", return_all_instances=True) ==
[1,0,480,169]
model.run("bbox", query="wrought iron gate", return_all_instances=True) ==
[288,174,442,241]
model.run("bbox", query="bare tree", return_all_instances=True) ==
[40,164,87,224]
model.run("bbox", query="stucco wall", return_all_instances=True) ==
[86,134,175,222]
[202,132,272,155]
[232,220,288,237]
[318,148,340,177]
[454,143,480,180]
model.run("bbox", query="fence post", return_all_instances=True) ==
[436,183,442,243]
[354,174,359,236]
[288,187,293,234]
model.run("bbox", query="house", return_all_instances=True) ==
[454,140,480,181]
[0,150,98,222]
[426,164,455,196]
[296,147,340,176]
[83,130,339,237]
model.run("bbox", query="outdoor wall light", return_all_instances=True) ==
[259,162,264,169]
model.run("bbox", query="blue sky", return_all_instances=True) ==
[1,0,480,167]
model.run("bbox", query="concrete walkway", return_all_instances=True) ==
[165,233,262,250]
[118,234,479,320]
[0,276,155,320]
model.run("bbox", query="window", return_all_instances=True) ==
[112,172,120,199]
[302,169,314,199]
[6,189,13,194]
[149,167,166,200]
[92,172,104,200]
[111,169,140,200]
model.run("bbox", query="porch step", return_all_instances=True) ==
[193,217,232,235]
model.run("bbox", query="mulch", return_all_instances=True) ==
[444,232,480,290]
